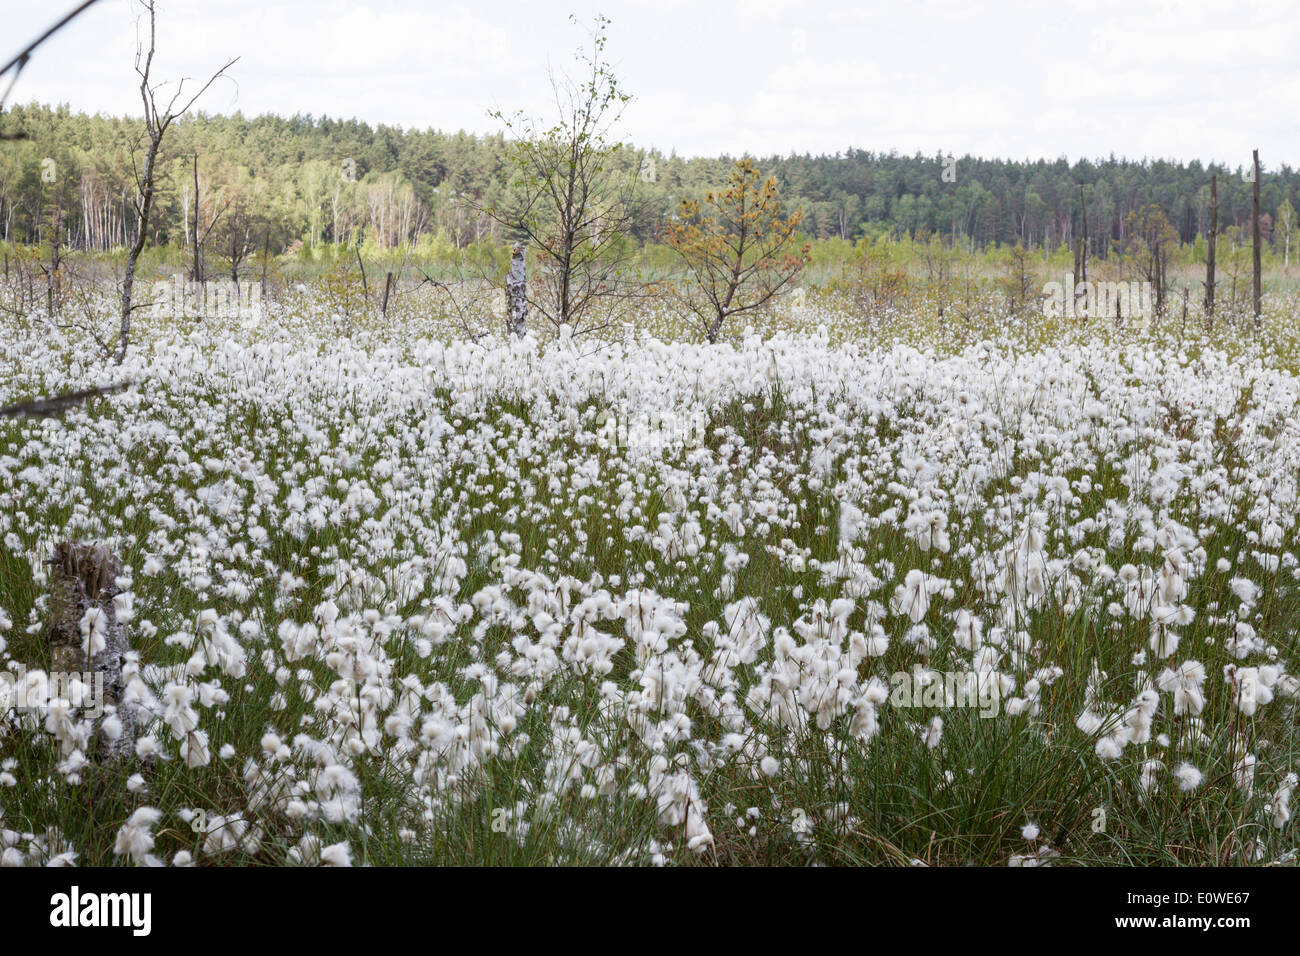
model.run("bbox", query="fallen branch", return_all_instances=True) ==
[0,382,132,419]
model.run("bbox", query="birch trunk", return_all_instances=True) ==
[1252,149,1262,326]
[507,242,528,338]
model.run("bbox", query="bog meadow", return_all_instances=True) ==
[0,1,1298,868]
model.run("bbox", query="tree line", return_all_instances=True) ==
[2,101,1296,260]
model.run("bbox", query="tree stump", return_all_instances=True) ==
[46,541,138,763]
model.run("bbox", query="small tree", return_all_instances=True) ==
[1001,243,1034,315]
[667,158,809,343]
[828,239,909,317]
[211,168,260,283]
[482,15,644,335]
[1223,225,1248,315]
[1122,203,1178,316]
[1277,197,1295,271]
[118,0,235,363]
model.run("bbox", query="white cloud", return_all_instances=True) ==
[3,0,1296,164]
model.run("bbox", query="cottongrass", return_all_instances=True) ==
[0,296,1297,866]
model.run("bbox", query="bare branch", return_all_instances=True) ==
[0,382,131,420]
[0,0,103,110]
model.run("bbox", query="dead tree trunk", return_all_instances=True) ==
[507,241,528,338]
[1252,149,1262,327]
[119,131,161,364]
[355,244,369,304]
[46,541,138,763]
[259,227,270,297]
[1074,184,1088,316]
[1080,186,1088,285]
[191,152,203,283]
[45,196,64,317]
[1206,173,1217,322]
[381,271,393,317]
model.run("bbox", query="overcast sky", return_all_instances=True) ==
[6,0,1297,168]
